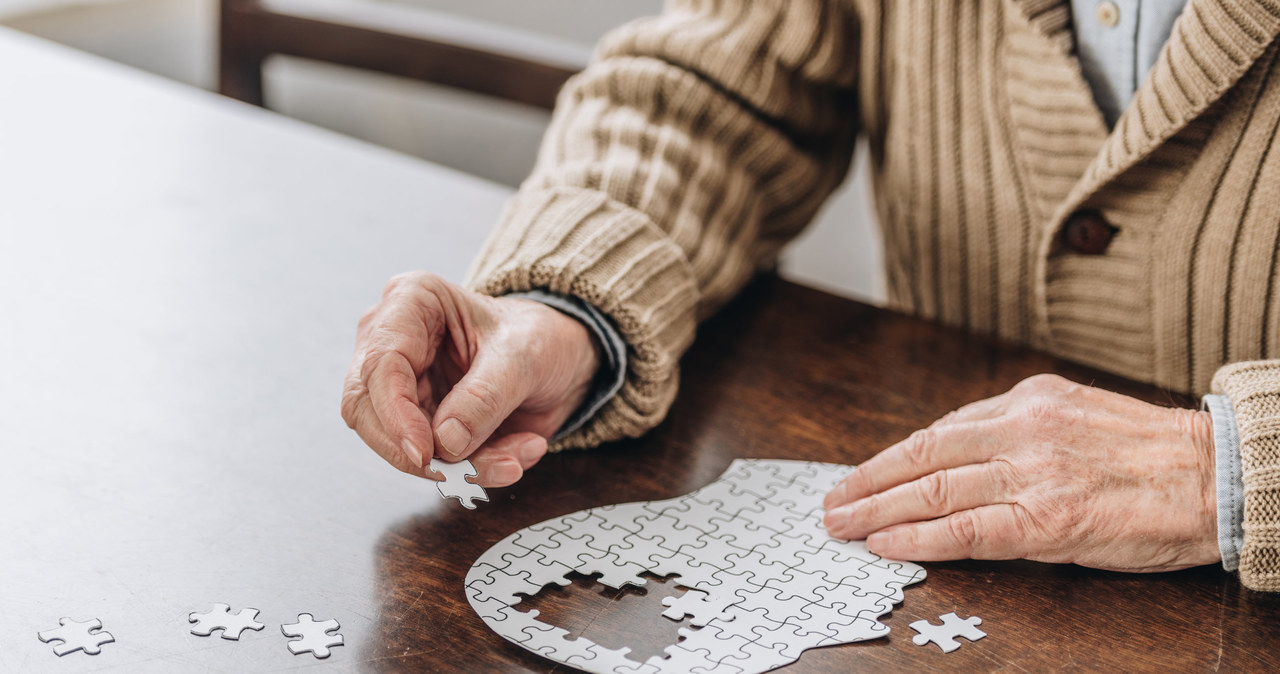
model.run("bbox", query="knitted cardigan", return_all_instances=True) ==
[466,0,1280,590]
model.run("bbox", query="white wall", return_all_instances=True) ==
[3,0,884,303]
[3,0,216,86]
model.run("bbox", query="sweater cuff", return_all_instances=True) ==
[1212,361,1280,592]
[465,187,700,450]
[506,290,629,442]
[1203,394,1244,571]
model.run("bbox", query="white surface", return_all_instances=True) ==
[466,459,926,673]
[2,0,215,87]
[0,26,506,284]
[779,145,885,303]
[0,0,120,20]
[5,0,888,304]
[264,0,592,69]
[388,0,664,44]
[0,27,512,672]
[267,55,555,187]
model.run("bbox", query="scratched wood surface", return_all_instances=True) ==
[374,275,1280,673]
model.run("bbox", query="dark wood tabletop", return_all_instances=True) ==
[391,275,1280,674]
[3,26,1278,674]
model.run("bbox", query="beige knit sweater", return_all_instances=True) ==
[466,0,1280,590]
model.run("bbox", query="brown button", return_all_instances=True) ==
[1096,0,1121,27]
[1061,210,1116,255]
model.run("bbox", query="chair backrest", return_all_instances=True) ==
[219,0,586,110]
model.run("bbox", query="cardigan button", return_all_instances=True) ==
[1061,210,1116,255]
[1096,1,1121,28]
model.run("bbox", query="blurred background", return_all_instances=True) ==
[1,0,885,304]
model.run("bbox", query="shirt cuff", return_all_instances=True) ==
[506,290,628,443]
[1203,393,1244,572]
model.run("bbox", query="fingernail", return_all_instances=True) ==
[401,438,424,467]
[519,437,546,463]
[488,461,521,485]
[823,482,846,509]
[867,530,893,552]
[436,418,471,457]
[823,505,853,537]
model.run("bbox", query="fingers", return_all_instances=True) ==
[450,432,549,488]
[432,352,530,460]
[929,393,1010,429]
[344,271,554,486]
[346,275,452,469]
[865,504,1032,561]
[341,383,428,477]
[823,421,999,510]
[365,351,435,468]
[346,371,548,488]
[824,462,1011,540]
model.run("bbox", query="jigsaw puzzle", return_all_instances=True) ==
[281,613,344,658]
[466,459,926,674]
[430,457,488,509]
[188,603,265,640]
[37,617,115,656]
[910,612,985,653]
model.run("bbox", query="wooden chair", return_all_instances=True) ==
[218,0,585,111]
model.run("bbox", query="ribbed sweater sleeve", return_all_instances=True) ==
[1213,360,1280,592]
[465,0,861,450]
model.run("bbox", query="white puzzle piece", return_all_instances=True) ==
[466,459,927,674]
[280,613,344,658]
[188,603,266,640]
[430,457,489,509]
[660,587,736,627]
[910,612,985,653]
[37,617,115,656]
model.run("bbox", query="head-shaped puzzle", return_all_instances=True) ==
[466,459,925,673]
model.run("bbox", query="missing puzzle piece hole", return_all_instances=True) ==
[515,571,702,663]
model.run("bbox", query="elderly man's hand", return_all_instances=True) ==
[341,272,600,488]
[823,374,1220,573]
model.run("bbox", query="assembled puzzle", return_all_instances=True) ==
[465,459,926,673]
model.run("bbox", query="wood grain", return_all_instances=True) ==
[365,275,1280,673]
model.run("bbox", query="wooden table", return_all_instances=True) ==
[1,27,1277,673]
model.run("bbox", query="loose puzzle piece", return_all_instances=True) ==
[465,459,927,674]
[188,603,266,640]
[280,613,344,658]
[910,612,986,653]
[37,617,115,656]
[430,457,489,509]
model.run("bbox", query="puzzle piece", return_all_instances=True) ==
[660,587,739,627]
[466,459,927,673]
[37,617,114,656]
[910,612,986,653]
[571,550,649,589]
[188,603,265,640]
[429,457,488,509]
[280,613,344,658]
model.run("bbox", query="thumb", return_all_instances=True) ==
[432,353,528,459]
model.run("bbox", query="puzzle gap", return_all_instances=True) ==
[467,460,929,672]
[515,571,697,663]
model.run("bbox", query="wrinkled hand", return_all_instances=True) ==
[823,374,1220,573]
[341,272,600,487]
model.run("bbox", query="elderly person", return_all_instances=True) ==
[342,0,1280,591]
